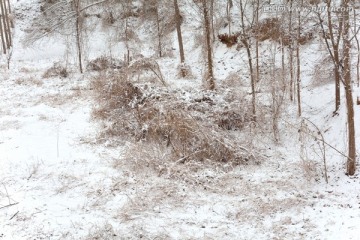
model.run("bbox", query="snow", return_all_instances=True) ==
[1,0,360,239]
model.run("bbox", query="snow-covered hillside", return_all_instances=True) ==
[1,0,360,239]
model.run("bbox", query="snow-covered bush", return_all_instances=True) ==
[87,56,125,72]
[92,72,256,171]
[42,62,68,78]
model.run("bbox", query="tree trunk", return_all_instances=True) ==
[296,4,302,117]
[354,9,360,87]
[155,5,162,58]
[326,0,341,112]
[239,0,256,121]
[210,0,215,42]
[281,39,285,92]
[247,44,256,121]
[288,1,294,101]
[226,0,232,35]
[255,0,259,83]
[334,47,341,112]
[4,0,14,32]
[0,8,6,54]
[124,0,131,65]
[174,0,185,64]
[74,0,83,73]
[202,0,215,90]
[0,0,10,49]
[343,0,356,175]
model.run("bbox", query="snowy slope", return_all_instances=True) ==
[1,0,360,239]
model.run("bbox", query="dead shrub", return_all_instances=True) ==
[83,223,116,240]
[91,72,142,124]
[87,56,125,71]
[15,76,43,86]
[42,62,68,78]
[216,111,250,130]
[222,72,246,88]
[298,32,314,45]
[218,33,240,47]
[127,57,166,85]
[253,18,282,42]
[252,18,314,46]
[101,11,115,26]
[92,72,255,173]
[311,56,334,87]
[193,33,204,49]
[176,63,193,78]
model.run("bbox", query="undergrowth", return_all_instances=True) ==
[91,72,258,176]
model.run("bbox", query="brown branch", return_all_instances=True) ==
[0,202,19,210]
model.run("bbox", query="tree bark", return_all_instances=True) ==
[354,9,360,87]
[326,0,342,112]
[202,0,215,90]
[155,4,162,58]
[174,0,185,64]
[239,0,256,121]
[5,0,12,28]
[255,0,259,83]
[0,6,6,54]
[226,0,232,35]
[343,0,356,175]
[288,0,294,101]
[74,0,83,73]
[296,3,302,117]
[0,0,10,49]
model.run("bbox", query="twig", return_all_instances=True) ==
[2,184,11,205]
[0,202,19,210]
[302,118,328,184]
[9,211,19,220]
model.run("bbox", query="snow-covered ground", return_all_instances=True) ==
[1,0,360,239]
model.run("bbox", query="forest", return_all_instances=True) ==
[0,0,359,239]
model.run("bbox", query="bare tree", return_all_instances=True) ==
[317,0,343,113]
[123,0,131,64]
[239,0,257,120]
[174,0,185,64]
[0,0,12,54]
[353,8,360,86]
[74,0,83,73]
[226,0,233,35]
[288,0,294,102]
[202,0,215,90]
[255,0,259,84]
[296,0,303,116]
[342,0,356,175]
[0,7,6,54]
[26,0,109,72]
[155,2,162,58]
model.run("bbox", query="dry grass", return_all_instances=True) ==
[221,72,247,88]
[101,11,115,26]
[252,18,314,46]
[253,18,282,42]
[43,62,68,78]
[311,56,334,87]
[82,223,116,240]
[0,120,21,131]
[91,72,142,124]
[218,33,240,47]
[176,63,194,79]
[92,72,256,177]
[86,56,124,72]
[37,90,82,106]
[14,76,43,86]
[127,57,166,86]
